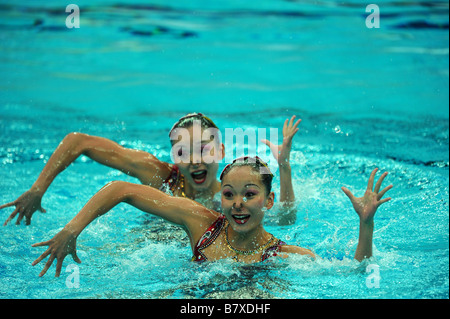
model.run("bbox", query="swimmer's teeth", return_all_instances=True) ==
[233,215,249,219]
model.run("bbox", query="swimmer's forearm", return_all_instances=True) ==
[279,163,294,203]
[31,132,88,194]
[278,163,297,225]
[354,220,374,262]
[276,115,300,218]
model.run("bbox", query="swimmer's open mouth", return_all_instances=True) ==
[191,170,207,184]
[232,214,250,225]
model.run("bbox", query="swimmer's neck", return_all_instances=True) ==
[227,224,271,252]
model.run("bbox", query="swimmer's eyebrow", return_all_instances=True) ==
[222,184,261,189]
[245,184,261,189]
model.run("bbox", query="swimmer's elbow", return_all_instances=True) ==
[296,248,316,260]
[277,204,297,226]
[277,214,297,226]
[100,181,135,202]
[304,249,316,260]
[281,245,316,260]
[64,132,88,152]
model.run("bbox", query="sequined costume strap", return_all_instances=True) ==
[192,215,226,263]
[160,165,185,196]
[260,239,286,262]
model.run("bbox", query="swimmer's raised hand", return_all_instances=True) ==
[1,188,46,226]
[341,168,393,261]
[341,168,393,224]
[261,115,301,167]
[31,228,81,277]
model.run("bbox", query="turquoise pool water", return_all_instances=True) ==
[0,1,448,299]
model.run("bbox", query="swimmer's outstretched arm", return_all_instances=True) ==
[1,132,171,225]
[342,168,393,261]
[31,181,217,277]
[262,115,301,225]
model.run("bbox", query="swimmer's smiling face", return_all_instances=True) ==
[221,166,274,233]
[171,125,224,192]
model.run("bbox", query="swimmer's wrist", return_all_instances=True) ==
[29,184,46,196]
[279,161,291,170]
[360,219,374,229]
[63,222,83,238]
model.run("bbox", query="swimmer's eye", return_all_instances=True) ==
[222,191,233,198]
[245,191,257,198]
